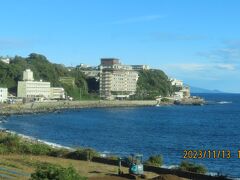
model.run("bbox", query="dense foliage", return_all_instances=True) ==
[145,154,163,167]
[66,148,99,161]
[178,161,207,174]
[0,133,52,155]
[31,163,86,180]
[0,132,100,160]
[133,69,173,100]
[0,53,97,99]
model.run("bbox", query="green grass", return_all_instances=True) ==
[0,132,100,161]
[145,154,163,167]
[178,161,207,174]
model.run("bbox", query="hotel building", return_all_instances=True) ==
[100,58,138,100]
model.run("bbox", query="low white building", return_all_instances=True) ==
[173,86,191,100]
[0,58,10,64]
[0,88,8,103]
[81,70,99,79]
[18,69,51,99]
[174,91,184,100]
[18,81,51,99]
[18,69,66,100]
[170,78,183,87]
[50,87,65,99]
[131,65,150,71]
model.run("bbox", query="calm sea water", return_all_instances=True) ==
[1,93,240,177]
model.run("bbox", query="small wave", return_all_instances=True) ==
[162,164,178,169]
[100,151,121,158]
[206,172,218,176]
[36,139,74,150]
[217,101,232,104]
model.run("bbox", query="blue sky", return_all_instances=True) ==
[1,0,240,92]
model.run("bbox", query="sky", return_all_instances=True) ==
[1,0,240,92]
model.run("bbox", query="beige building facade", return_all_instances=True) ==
[17,69,65,99]
[50,87,65,99]
[17,80,51,99]
[100,58,138,100]
[0,88,8,103]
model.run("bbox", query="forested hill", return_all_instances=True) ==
[134,69,173,99]
[0,53,173,100]
[0,53,92,99]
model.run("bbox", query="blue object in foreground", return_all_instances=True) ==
[129,154,144,175]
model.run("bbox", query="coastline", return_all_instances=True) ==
[0,130,231,180]
[0,100,159,116]
[0,98,205,116]
[0,128,75,151]
[0,97,236,180]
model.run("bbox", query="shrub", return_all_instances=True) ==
[106,155,119,161]
[0,134,20,146]
[30,143,53,155]
[0,132,56,155]
[0,134,20,153]
[18,143,32,154]
[17,142,53,155]
[145,155,163,167]
[161,98,170,102]
[178,161,207,174]
[66,148,99,161]
[0,144,9,154]
[48,148,69,157]
[30,163,86,180]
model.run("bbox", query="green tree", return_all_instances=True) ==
[134,69,173,100]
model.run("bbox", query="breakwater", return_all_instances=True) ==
[0,100,158,115]
[0,97,206,116]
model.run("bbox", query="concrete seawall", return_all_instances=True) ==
[0,100,158,115]
[0,97,205,116]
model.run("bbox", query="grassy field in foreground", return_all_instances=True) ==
[0,154,160,180]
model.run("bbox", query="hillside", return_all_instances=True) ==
[134,69,173,100]
[0,53,173,100]
[0,53,94,99]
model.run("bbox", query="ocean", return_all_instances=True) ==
[1,93,240,178]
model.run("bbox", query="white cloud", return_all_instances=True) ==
[164,63,236,72]
[215,63,236,71]
[197,41,240,63]
[166,63,207,71]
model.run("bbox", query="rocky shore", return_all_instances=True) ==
[173,97,205,105]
